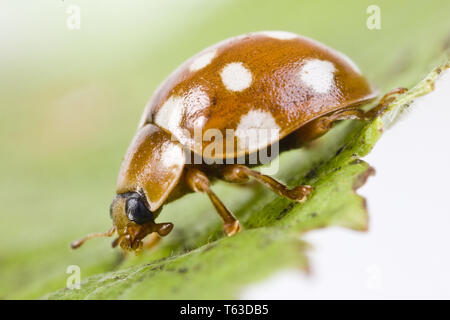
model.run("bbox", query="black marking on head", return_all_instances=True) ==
[125,194,154,224]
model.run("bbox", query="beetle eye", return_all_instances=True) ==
[126,197,153,224]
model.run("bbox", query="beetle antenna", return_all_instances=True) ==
[71,227,116,249]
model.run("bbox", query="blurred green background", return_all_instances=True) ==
[1,0,449,299]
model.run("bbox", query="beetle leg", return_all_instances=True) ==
[71,226,116,249]
[142,233,161,250]
[222,164,313,202]
[315,108,367,131]
[322,87,409,126]
[185,168,241,236]
[365,87,408,118]
[293,87,409,145]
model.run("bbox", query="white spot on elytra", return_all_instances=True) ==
[154,96,184,135]
[189,49,217,72]
[160,143,184,169]
[220,62,253,92]
[260,31,298,40]
[299,59,336,94]
[154,87,210,141]
[183,87,210,115]
[235,110,280,151]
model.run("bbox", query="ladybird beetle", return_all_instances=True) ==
[72,31,405,252]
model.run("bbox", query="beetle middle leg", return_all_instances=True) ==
[185,167,241,236]
[221,164,313,202]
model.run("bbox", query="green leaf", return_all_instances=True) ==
[0,0,448,299]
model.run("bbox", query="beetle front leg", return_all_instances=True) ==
[185,168,241,236]
[142,232,161,251]
[222,164,313,203]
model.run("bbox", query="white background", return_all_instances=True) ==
[242,70,450,299]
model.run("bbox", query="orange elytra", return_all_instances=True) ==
[72,31,403,253]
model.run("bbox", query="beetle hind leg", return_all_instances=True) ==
[186,168,241,236]
[327,87,409,123]
[291,87,409,146]
[222,164,313,203]
[365,87,408,118]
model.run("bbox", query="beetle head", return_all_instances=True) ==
[70,192,173,252]
[109,192,173,251]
